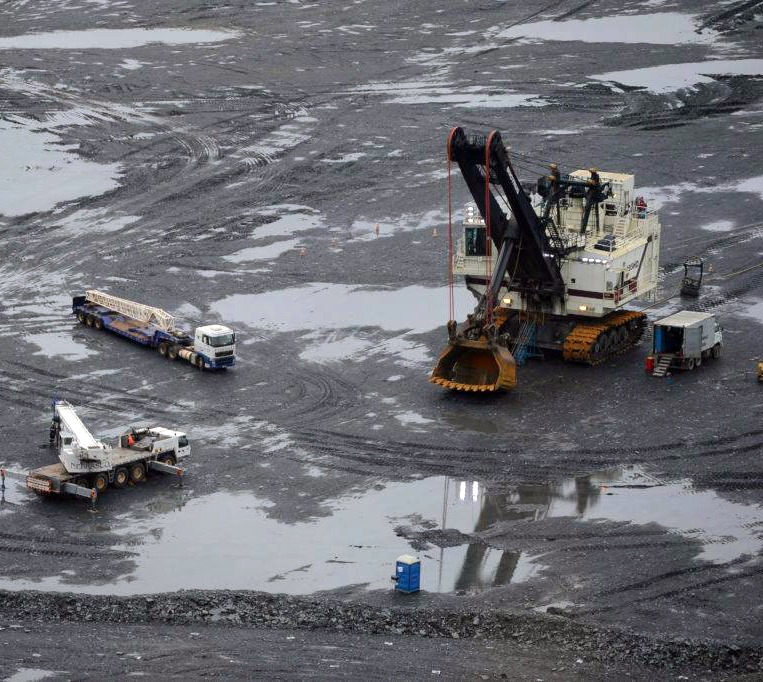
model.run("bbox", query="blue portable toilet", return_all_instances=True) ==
[393,554,420,594]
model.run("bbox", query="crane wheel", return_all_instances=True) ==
[563,311,646,365]
[158,452,177,466]
[129,462,146,484]
[196,356,205,370]
[76,311,87,324]
[94,317,104,330]
[113,466,129,489]
[91,472,108,494]
[158,342,169,357]
[86,314,95,327]
[168,345,179,360]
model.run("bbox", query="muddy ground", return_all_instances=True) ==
[1,0,763,678]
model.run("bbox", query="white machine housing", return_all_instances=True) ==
[454,171,661,318]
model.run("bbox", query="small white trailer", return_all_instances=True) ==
[1,400,188,507]
[648,311,723,377]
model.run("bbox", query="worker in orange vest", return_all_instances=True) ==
[126,433,136,447]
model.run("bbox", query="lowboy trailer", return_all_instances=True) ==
[73,290,236,370]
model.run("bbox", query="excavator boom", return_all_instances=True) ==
[431,128,564,392]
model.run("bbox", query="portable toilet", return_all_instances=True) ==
[393,554,420,594]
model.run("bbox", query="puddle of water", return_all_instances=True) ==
[701,220,735,232]
[54,208,140,237]
[321,152,367,163]
[2,465,759,597]
[253,210,322,239]
[0,28,239,50]
[224,238,301,263]
[347,209,445,241]
[0,119,122,216]
[212,283,475,335]
[25,331,97,361]
[497,13,715,45]
[353,79,544,109]
[591,59,763,94]
[4,670,63,682]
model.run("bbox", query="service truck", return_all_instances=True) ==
[647,311,723,377]
[72,290,235,370]
[0,400,188,506]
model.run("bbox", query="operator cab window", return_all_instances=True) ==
[178,435,189,448]
[465,226,487,256]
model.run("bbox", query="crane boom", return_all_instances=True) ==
[86,290,178,333]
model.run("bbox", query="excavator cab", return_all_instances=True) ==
[430,336,516,392]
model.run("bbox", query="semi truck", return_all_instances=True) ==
[0,400,187,505]
[72,290,235,370]
[647,311,723,377]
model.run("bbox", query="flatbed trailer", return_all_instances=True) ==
[73,290,236,370]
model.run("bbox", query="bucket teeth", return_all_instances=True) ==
[430,337,517,392]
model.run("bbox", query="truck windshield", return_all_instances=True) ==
[208,333,235,347]
[178,435,188,448]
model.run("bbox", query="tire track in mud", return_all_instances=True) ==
[289,423,763,483]
[574,563,763,618]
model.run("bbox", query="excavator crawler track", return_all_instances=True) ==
[562,310,645,366]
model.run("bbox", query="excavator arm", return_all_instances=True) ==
[432,128,569,392]
[447,128,565,319]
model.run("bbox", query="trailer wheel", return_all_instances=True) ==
[86,314,95,327]
[76,311,87,324]
[94,317,104,330]
[129,462,146,484]
[113,466,129,488]
[168,345,179,361]
[687,358,696,370]
[91,472,108,494]
[712,344,721,359]
[158,452,177,466]
[158,342,169,357]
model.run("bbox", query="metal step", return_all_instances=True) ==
[652,354,674,377]
[512,321,539,366]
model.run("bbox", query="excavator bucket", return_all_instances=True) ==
[429,338,517,392]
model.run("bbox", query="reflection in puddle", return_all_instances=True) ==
[2,466,761,595]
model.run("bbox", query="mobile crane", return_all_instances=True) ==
[430,128,661,392]
[1,400,187,504]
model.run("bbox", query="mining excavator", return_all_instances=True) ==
[430,128,661,392]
